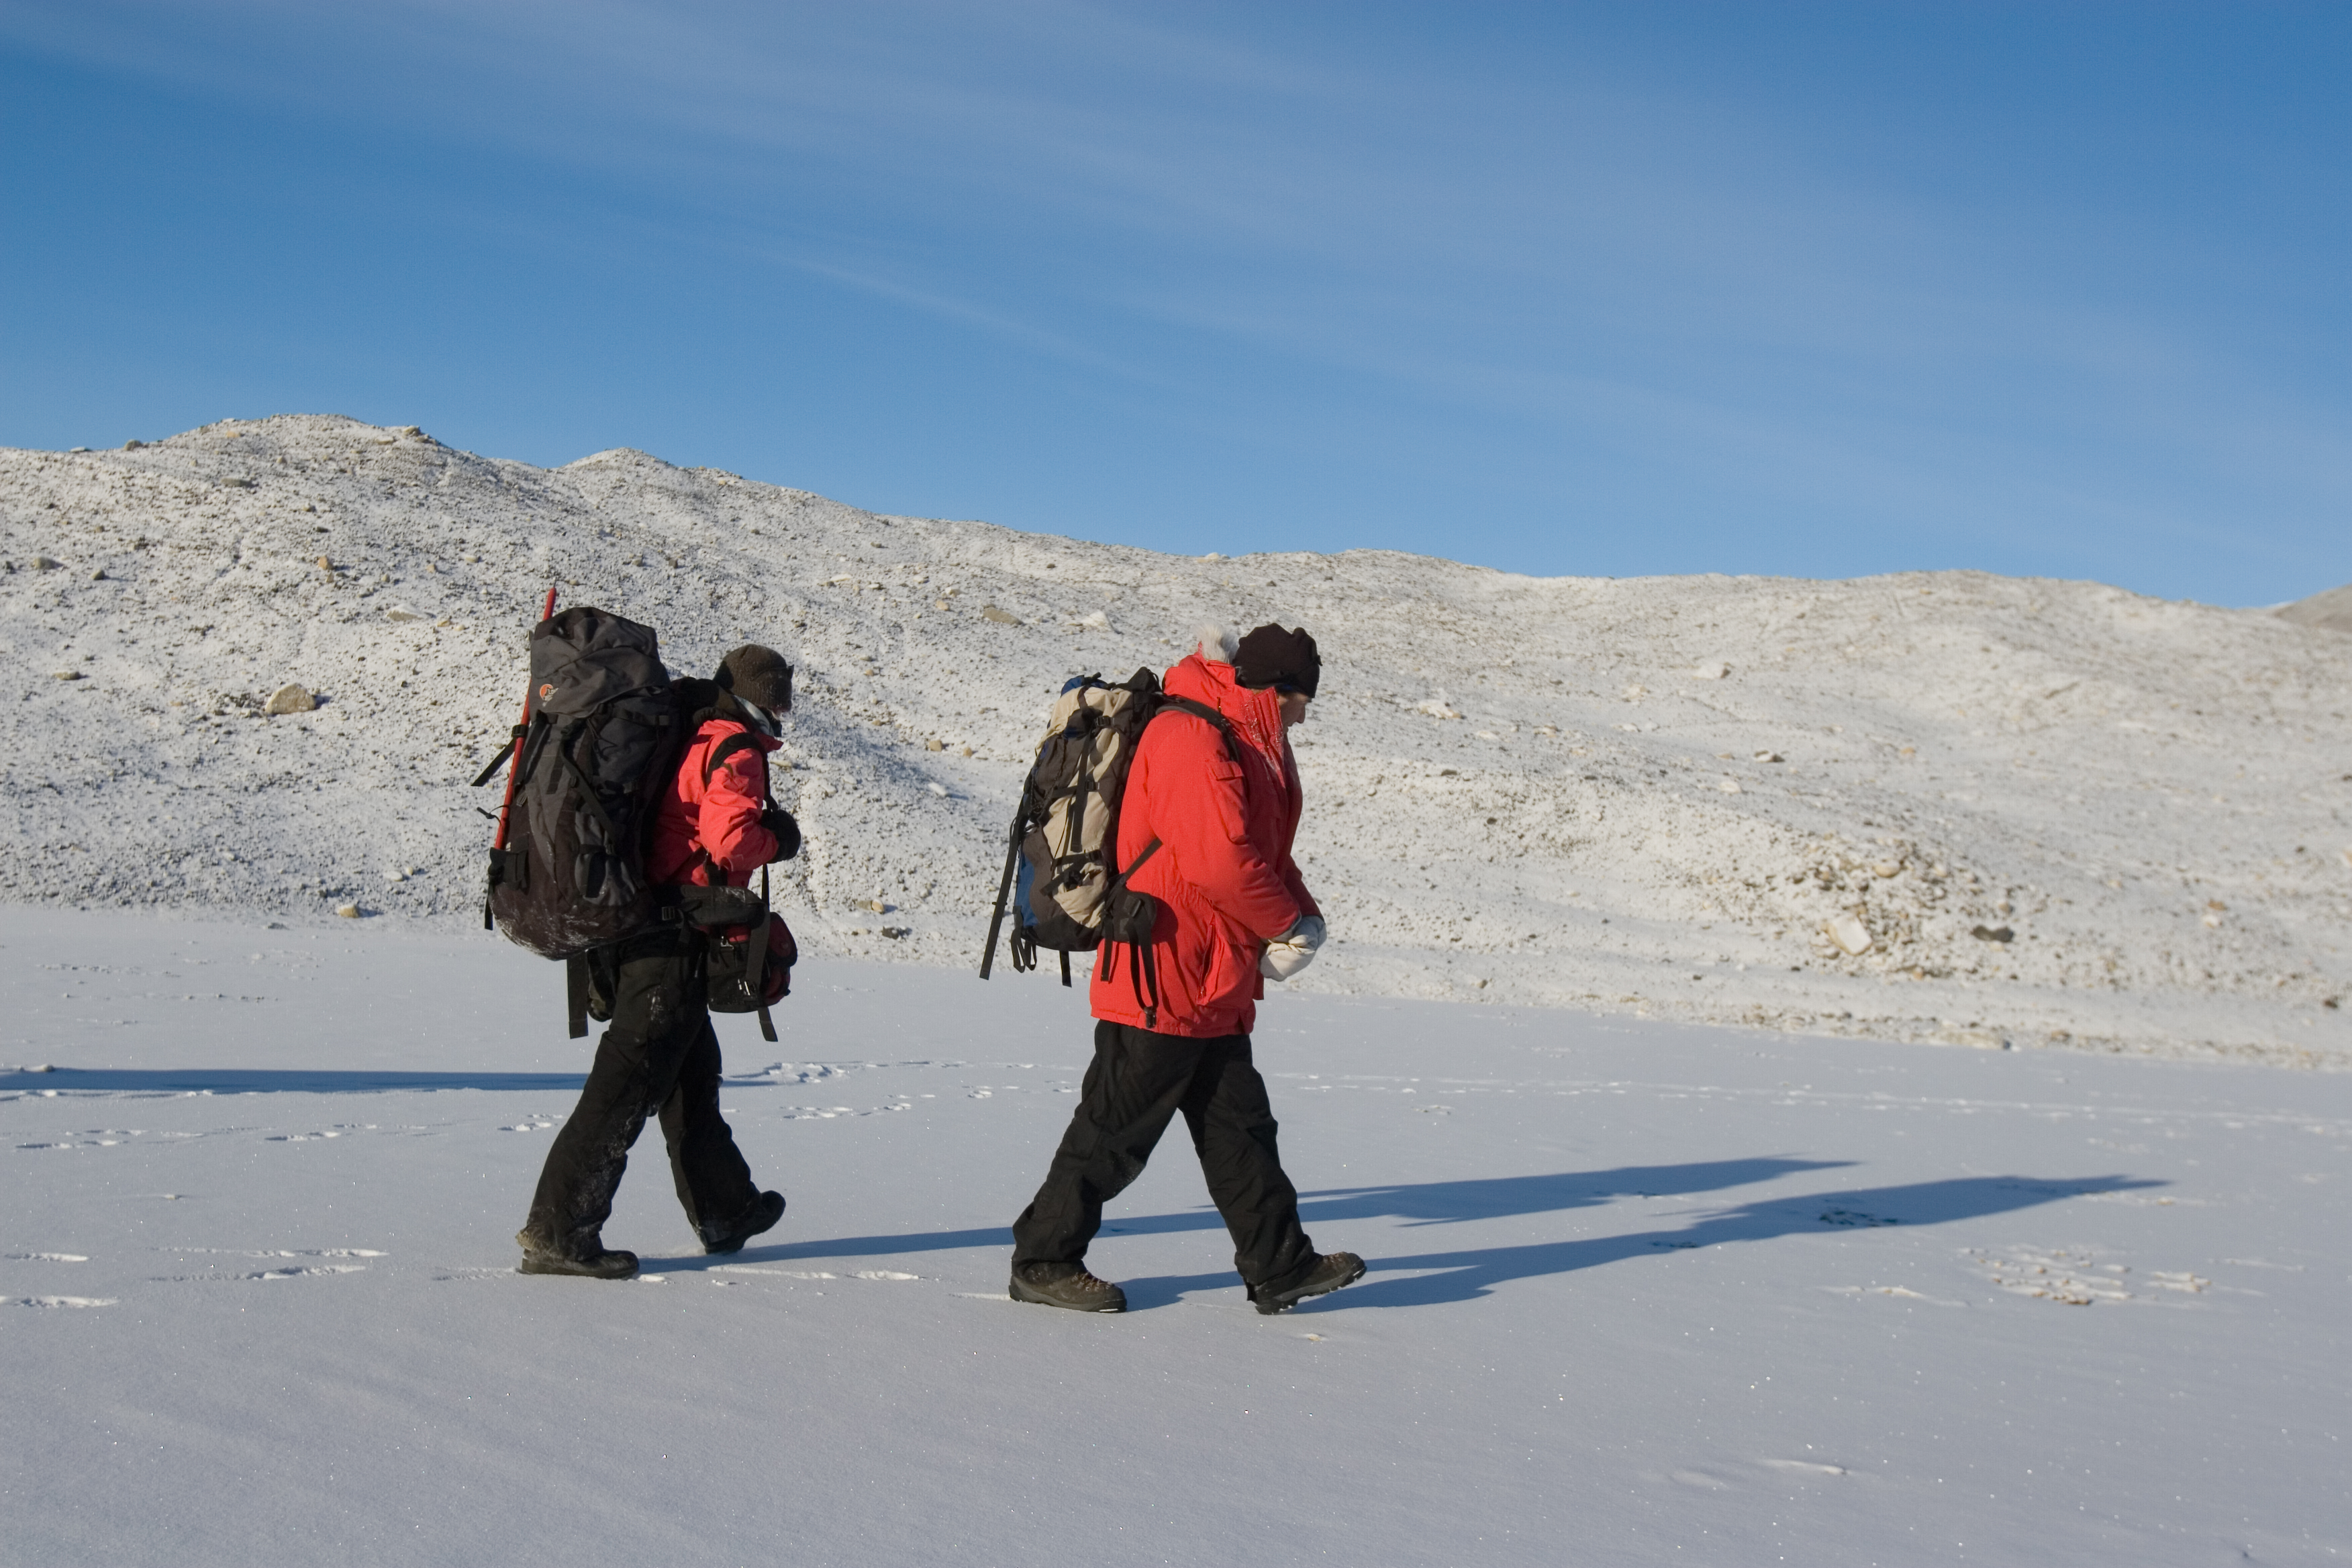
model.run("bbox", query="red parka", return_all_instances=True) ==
[648,718,781,888]
[1090,651,1318,1038]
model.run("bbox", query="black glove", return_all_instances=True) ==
[760,805,801,863]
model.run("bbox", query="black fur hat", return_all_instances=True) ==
[716,644,793,714]
[1234,624,1320,699]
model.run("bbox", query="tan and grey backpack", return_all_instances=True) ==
[980,669,1237,987]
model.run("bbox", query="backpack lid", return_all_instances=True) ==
[530,607,665,716]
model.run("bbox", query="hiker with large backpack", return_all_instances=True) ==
[995,623,1364,1314]
[492,616,801,1281]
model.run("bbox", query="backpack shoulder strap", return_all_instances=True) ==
[701,727,766,789]
[1148,697,1244,767]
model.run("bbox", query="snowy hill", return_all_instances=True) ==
[3,413,2348,1065]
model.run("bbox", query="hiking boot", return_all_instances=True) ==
[701,1190,786,1255]
[1251,1251,1365,1315]
[514,1229,640,1280]
[1008,1259,1128,1313]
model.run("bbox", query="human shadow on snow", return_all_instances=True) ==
[687,1158,1836,1275]
[1144,1169,2165,1312]
[645,1159,2163,1304]
[0,1066,587,1095]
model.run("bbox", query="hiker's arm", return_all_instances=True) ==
[699,750,777,879]
[1280,859,1320,922]
[1155,724,1300,940]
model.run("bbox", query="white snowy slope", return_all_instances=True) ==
[3,907,2347,1566]
[3,414,2349,1064]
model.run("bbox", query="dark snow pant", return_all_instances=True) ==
[523,927,760,1256]
[1012,1020,1316,1292]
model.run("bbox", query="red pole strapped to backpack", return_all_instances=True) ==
[490,587,559,853]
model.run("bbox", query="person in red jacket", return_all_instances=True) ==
[1008,624,1364,1314]
[516,645,801,1279]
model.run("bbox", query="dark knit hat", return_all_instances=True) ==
[1234,624,1320,699]
[716,644,793,714]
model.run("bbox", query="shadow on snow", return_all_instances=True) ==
[663,1158,2165,1312]
[1,1067,587,1095]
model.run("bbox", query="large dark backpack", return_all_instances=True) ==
[480,606,683,966]
[979,669,1236,991]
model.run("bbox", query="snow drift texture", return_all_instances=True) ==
[3,414,2347,1065]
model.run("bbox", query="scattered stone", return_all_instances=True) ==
[1970,924,2014,944]
[90,569,107,581]
[1416,700,1461,720]
[219,476,254,489]
[1717,779,1741,793]
[864,899,891,914]
[123,439,144,450]
[385,608,424,623]
[335,903,362,919]
[264,683,315,715]
[959,746,973,757]
[1622,684,1648,700]
[980,604,1022,625]
[1824,913,1873,956]
[1693,660,1730,680]
[32,556,60,571]
[1075,609,1112,631]
[928,783,948,796]
[1872,861,1903,877]
[879,927,909,939]
[52,670,83,681]
[924,738,944,751]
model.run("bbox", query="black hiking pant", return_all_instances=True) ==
[523,926,761,1255]
[1012,1021,1316,1292]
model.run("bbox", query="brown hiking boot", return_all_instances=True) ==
[1009,1259,1128,1313]
[1252,1251,1365,1315]
[515,1228,640,1280]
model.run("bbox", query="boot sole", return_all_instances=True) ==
[1008,1274,1128,1313]
[1253,1255,1366,1315]
[516,1255,640,1280]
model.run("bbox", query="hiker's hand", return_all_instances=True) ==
[1259,914,1326,980]
[761,806,801,862]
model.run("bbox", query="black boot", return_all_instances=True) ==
[516,1228,640,1280]
[1009,1259,1128,1313]
[1251,1251,1365,1315]
[701,1190,786,1255]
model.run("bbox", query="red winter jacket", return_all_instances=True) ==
[1090,652,1318,1038]
[647,718,781,889]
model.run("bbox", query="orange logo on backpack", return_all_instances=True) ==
[540,683,554,699]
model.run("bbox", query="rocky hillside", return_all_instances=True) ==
[4,414,2349,1064]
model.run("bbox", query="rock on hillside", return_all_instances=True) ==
[5,415,2350,1065]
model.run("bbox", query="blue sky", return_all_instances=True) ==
[3,2,2345,604]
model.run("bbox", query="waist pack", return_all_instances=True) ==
[677,874,794,1042]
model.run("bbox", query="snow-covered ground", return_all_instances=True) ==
[4,415,2349,1065]
[4,905,2347,1565]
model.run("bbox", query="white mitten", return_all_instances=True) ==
[1259,914,1327,981]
